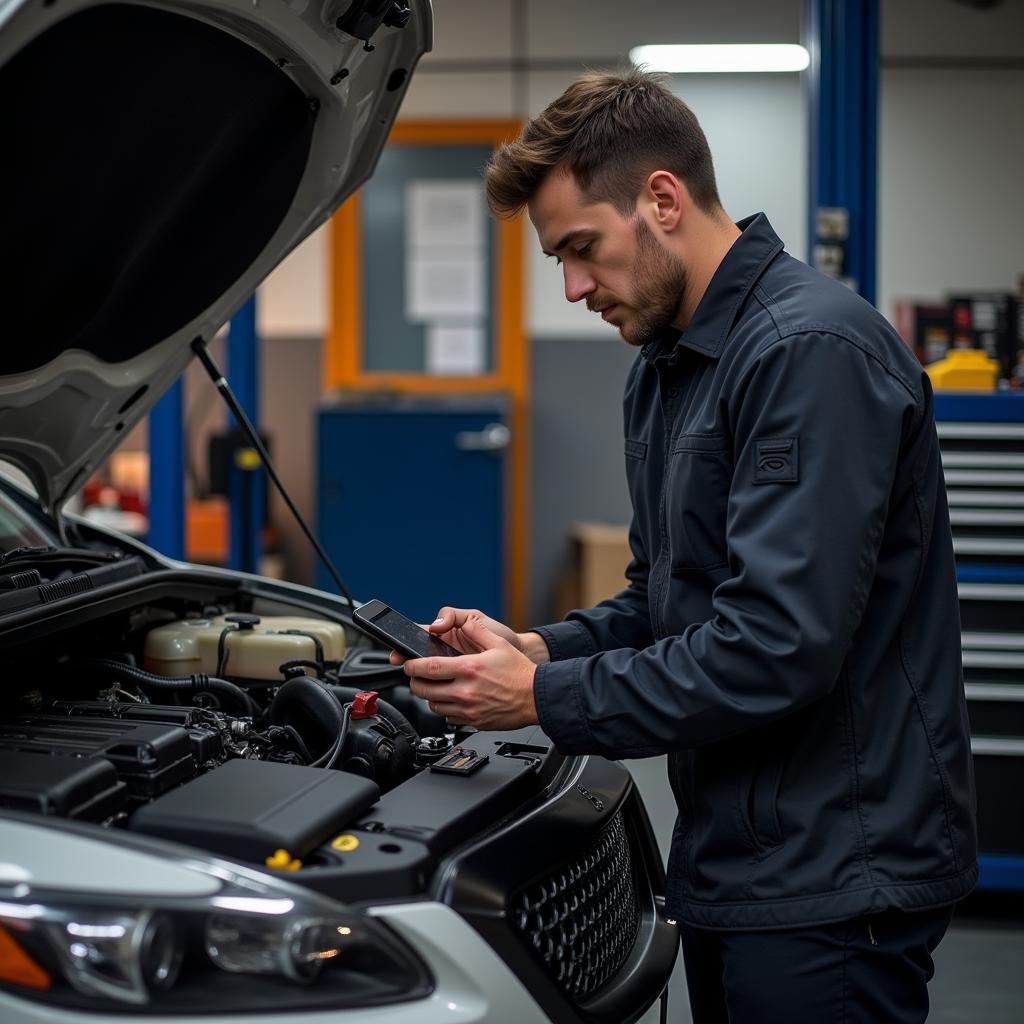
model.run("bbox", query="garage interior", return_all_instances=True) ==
[18,0,1023,1021]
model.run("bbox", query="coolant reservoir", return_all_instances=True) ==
[143,615,345,680]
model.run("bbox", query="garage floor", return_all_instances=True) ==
[928,897,1024,1024]
[656,889,1024,1024]
[628,760,1024,1023]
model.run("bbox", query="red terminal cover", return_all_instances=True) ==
[351,691,379,720]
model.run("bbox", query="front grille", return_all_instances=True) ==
[509,811,641,1002]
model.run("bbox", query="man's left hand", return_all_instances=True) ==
[400,616,539,730]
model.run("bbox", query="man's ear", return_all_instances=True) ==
[644,170,685,233]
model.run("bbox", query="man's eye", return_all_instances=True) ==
[575,242,592,258]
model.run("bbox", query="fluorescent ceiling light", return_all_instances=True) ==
[630,44,810,73]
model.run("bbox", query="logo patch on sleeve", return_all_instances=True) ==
[754,437,799,484]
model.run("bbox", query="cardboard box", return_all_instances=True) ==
[553,522,632,619]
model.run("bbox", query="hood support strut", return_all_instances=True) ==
[189,338,355,607]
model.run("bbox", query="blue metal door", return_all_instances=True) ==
[317,398,508,624]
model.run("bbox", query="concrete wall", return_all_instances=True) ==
[258,0,807,342]
[877,65,1024,321]
[877,0,1024,322]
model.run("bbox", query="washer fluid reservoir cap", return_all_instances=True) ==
[224,613,261,630]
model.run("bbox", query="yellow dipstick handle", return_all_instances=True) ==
[265,848,303,871]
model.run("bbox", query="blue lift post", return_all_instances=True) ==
[804,0,879,305]
[227,296,264,575]
[147,380,185,561]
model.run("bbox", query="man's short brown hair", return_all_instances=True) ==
[485,68,722,219]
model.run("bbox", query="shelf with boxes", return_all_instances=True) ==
[935,392,1024,892]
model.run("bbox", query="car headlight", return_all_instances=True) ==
[0,829,431,1014]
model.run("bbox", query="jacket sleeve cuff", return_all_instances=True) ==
[532,620,598,662]
[533,658,596,754]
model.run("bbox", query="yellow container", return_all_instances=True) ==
[926,349,999,391]
[144,615,345,680]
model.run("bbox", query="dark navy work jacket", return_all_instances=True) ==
[533,214,977,930]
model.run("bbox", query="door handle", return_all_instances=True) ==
[455,422,511,453]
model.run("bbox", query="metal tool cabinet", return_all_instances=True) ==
[935,392,1024,891]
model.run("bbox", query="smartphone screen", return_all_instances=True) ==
[354,600,461,659]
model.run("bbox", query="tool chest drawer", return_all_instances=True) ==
[957,579,1024,858]
[939,420,1024,564]
[966,686,1024,738]
[959,583,1024,736]
[958,582,1024,632]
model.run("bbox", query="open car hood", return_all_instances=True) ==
[0,0,431,519]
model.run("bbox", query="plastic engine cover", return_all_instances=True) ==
[129,759,380,863]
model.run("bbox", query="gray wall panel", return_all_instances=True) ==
[528,338,638,625]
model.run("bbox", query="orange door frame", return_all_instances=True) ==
[324,120,529,627]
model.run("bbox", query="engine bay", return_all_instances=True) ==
[0,552,678,1024]
[0,582,561,900]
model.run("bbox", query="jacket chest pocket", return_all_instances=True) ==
[666,433,731,572]
[624,437,656,530]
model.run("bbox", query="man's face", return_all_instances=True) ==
[528,169,687,347]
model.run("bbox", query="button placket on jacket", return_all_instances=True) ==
[652,354,687,641]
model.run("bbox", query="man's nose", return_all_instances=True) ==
[563,265,595,304]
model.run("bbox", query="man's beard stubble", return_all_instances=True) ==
[621,217,687,348]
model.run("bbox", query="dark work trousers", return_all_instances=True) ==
[680,905,955,1023]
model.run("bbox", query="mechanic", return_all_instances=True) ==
[393,69,977,1023]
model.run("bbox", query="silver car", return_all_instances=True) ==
[0,0,678,1020]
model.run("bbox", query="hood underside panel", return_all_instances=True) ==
[2,3,315,373]
[0,0,430,515]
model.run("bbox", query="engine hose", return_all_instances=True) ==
[323,705,352,770]
[270,724,314,763]
[277,630,325,668]
[215,626,237,677]
[268,676,347,767]
[86,658,258,717]
[327,684,419,749]
[337,649,407,688]
[334,664,408,689]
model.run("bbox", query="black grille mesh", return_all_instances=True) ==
[509,812,640,1002]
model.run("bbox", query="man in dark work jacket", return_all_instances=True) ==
[394,69,977,1023]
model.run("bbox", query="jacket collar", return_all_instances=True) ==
[642,212,784,364]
